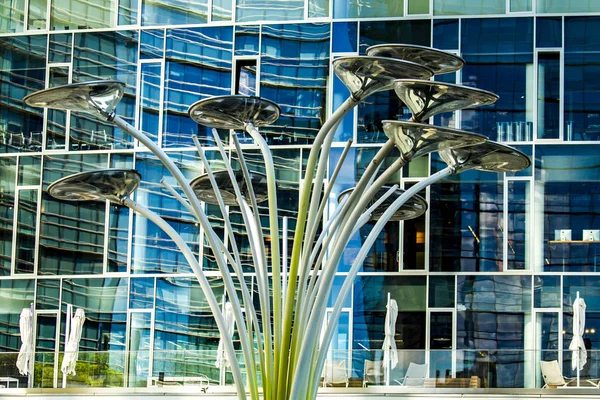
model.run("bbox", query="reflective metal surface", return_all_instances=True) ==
[48,169,141,203]
[439,141,531,173]
[366,44,465,75]
[190,170,268,206]
[333,56,434,101]
[382,120,488,159]
[188,95,280,130]
[338,187,427,221]
[23,80,125,119]
[394,79,499,122]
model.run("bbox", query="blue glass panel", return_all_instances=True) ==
[119,0,138,25]
[142,0,207,26]
[430,172,504,272]
[132,152,199,274]
[359,20,431,54]
[534,275,560,308]
[536,17,561,48]
[235,25,260,56]
[257,23,330,145]
[0,158,16,276]
[154,276,227,383]
[565,17,600,141]
[536,145,600,272]
[73,31,138,150]
[433,19,459,50]
[457,275,531,388]
[332,22,357,53]
[461,18,533,142]
[164,27,233,148]
[332,75,353,142]
[130,278,155,309]
[0,35,46,154]
[236,0,303,22]
[49,34,72,63]
[141,29,165,59]
[39,154,108,275]
[140,63,162,145]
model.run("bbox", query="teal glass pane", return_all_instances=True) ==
[434,0,505,15]
[0,279,34,350]
[429,276,455,308]
[510,0,531,12]
[0,0,25,33]
[118,0,137,24]
[142,0,207,25]
[51,0,114,30]
[237,0,303,22]
[36,279,61,310]
[28,0,47,30]
[538,0,600,13]
[334,0,403,18]
[18,156,41,186]
[0,158,16,276]
[49,33,72,62]
[15,189,37,273]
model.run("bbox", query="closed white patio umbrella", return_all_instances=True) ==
[569,292,586,386]
[16,307,34,376]
[382,294,398,385]
[61,308,86,377]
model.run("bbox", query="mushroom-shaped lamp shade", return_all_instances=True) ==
[382,120,488,160]
[190,170,268,207]
[332,56,433,101]
[393,79,499,122]
[439,141,531,174]
[23,80,125,120]
[188,95,280,130]
[366,44,465,75]
[47,169,141,203]
[338,187,427,221]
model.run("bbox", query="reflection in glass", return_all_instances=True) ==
[429,312,453,379]
[536,17,561,48]
[334,0,403,18]
[429,276,455,308]
[141,29,164,59]
[15,189,37,273]
[51,0,114,30]
[461,18,534,142]
[507,180,530,270]
[212,0,231,21]
[46,66,70,151]
[140,63,162,145]
[130,278,155,309]
[18,156,41,186]
[510,0,531,12]
[534,275,560,308]
[0,0,24,32]
[0,158,16,276]
[403,183,426,270]
[457,275,531,388]
[258,23,330,145]
[235,25,259,56]
[537,53,560,140]
[430,171,504,272]
[0,279,34,351]
[34,314,57,388]
[434,0,505,15]
[28,0,47,30]
[49,33,72,63]
[142,0,207,25]
[36,279,61,310]
[237,0,303,22]
[409,0,429,14]
[119,0,138,25]
[128,312,151,387]
[109,204,129,273]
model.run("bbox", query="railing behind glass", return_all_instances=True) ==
[1,349,599,390]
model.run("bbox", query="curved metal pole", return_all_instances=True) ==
[244,123,280,399]
[111,115,254,400]
[282,97,359,399]
[122,197,247,397]
[290,152,404,400]
[202,132,273,400]
[309,166,455,400]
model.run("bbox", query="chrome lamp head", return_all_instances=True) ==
[382,120,488,160]
[47,169,141,204]
[190,170,268,207]
[23,80,125,120]
[332,56,433,101]
[338,187,428,221]
[393,79,499,122]
[439,141,531,174]
[366,44,465,75]
[188,95,280,130]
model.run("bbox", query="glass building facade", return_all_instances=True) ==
[1,0,600,392]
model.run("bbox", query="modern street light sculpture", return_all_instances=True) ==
[24,43,530,400]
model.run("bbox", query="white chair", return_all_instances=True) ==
[322,359,349,387]
[363,359,384,387]
[540,360,574,388]
[399,362,427,387]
